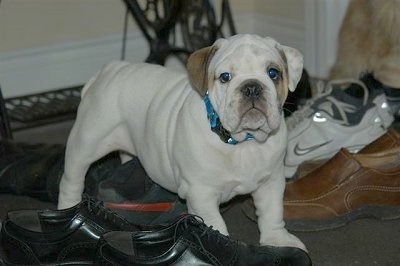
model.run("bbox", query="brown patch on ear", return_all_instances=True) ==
[186,46,218,97]
[276,78,289,106]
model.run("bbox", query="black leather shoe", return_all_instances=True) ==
[1,195,138,265]
[96,215,312,266]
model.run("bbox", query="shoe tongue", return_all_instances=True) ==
[312,87,364,123]
[332,86,365,104]
[342,83,366,99]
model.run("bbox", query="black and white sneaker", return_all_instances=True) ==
[382,85,400,120]
[284,73,394,178]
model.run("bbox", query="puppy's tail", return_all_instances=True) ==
[80,72,99,99]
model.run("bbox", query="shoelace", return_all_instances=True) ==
[286,78,369,130]
[173,215,233,250]
[173,215,235,265]
[84,194,131,228]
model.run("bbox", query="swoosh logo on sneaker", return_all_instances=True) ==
[294,140,332,156]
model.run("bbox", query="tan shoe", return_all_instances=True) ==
[295,127,400,178]
[359,126,400,154]
[284,147,400,231]
[241,128,400,226]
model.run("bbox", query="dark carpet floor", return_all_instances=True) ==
[1,120,400,265]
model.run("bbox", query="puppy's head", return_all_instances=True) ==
[187,34,303,143]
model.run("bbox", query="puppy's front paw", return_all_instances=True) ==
[260,229,307,252]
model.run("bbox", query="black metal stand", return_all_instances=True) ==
[121,0,236,65]
[4,86,82,131]
[3,0,236,132]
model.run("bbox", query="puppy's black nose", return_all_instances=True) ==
[241,82,263,100]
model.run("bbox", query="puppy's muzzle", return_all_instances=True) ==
[240,81,263,102]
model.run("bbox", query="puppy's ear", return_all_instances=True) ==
[187,46,218,97]
[280,45,304,92]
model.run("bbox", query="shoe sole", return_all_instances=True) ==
[241,200,400,232]
[285,205,400,232]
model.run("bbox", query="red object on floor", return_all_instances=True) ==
[104,201,175,212]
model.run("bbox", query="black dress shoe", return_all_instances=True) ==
[1,195,138,265]
[96,215,312,266]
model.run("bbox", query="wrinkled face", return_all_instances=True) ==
[187,34,303,143]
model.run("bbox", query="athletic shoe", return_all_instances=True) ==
[97,156,234,227]
[383,84,400,120]
[97,159,188,227]
[284,73,394,178]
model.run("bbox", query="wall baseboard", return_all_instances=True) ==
[0,33,148,98]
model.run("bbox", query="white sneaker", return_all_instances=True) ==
[284,76,394,178]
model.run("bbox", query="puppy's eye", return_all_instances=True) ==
[267,68,280,80]
[219,72,232,83]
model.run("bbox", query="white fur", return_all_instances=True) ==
[58,34,306,250]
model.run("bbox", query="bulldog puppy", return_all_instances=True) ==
[58,34,305,250]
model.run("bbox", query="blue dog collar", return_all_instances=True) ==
[204,93,254,145]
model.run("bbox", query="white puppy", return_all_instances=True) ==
[58,34,305,250]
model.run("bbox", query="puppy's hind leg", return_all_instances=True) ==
[119,151,133,164]
[58,122,131,209]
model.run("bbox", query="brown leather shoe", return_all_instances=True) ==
[295,127,400,179]
[284,147,400,231]
[359,126,400,154]
[242,127,400,223]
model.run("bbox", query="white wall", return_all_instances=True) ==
[0,0,348,98]
[0,0,147,97]
[304,0,349,79]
